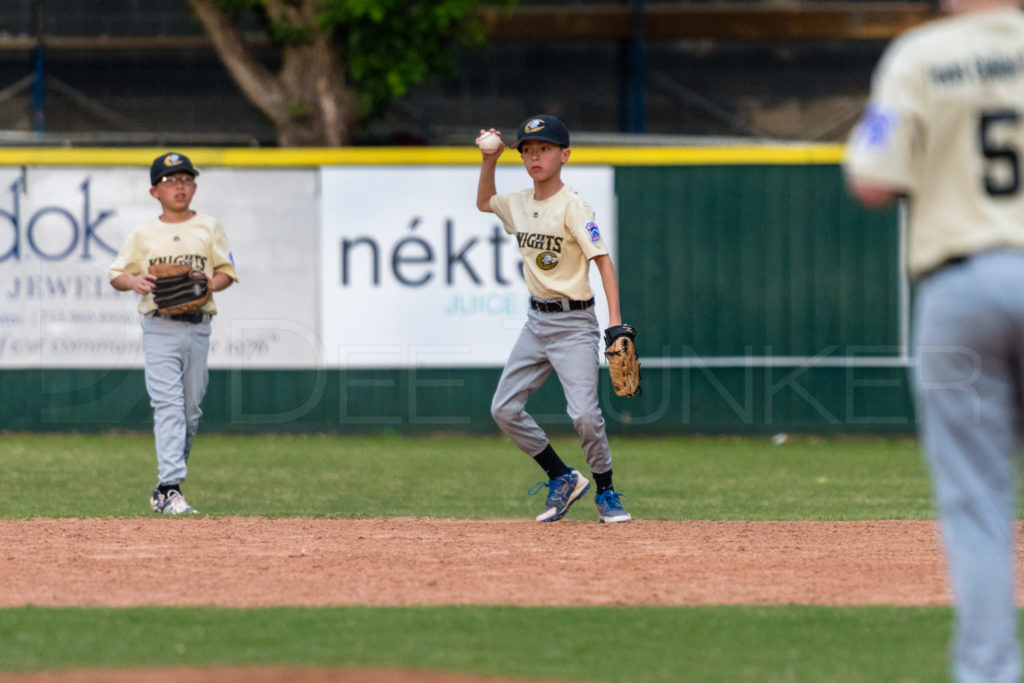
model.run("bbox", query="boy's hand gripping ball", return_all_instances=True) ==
[476,130,502,154]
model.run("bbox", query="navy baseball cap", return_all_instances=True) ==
[150,152,199,185]
[516,115,570,151]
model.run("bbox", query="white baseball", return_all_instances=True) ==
[477,131,501,153]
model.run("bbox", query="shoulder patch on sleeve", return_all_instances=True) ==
[585,221,601,242]
[854,103,900,149]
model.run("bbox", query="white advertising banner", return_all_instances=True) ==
[319,166,616,368]
[0,164,615,370]
[0,167,320,369]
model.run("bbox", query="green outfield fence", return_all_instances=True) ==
[0,145,910,434]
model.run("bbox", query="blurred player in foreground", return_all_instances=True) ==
[846,1,1024,680]
[475,115,632,523]
[110,153,238,515]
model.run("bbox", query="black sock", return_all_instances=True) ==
[157,483,180,495]
[594,470,613,494]
[533,444,571,480]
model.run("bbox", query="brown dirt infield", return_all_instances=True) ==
[4,517,1022,682]
[0,517,975,607]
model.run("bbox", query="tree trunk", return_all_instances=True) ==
[186,0,359,146]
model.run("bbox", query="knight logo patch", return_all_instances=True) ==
[585,221,601,242]
[536,252,558,270]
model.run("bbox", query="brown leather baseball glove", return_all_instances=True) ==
[149,263,209,316]
[604,323,641,397]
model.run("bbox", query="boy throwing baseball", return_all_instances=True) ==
[109,152,238,514]
[476,115,631,523]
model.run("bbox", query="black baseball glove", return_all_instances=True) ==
[149,263,210,315]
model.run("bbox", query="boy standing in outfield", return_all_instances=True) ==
[109,153,238,515]
[845,2,1024,680]
[476,115,631,523]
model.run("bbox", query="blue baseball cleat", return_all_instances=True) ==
[529,469,590,522]
[594,489,632,523]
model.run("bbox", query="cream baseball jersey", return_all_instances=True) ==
[490,184,608,300]
[845,10,1024,279]
[109,212,237,314]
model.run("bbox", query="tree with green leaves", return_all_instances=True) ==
[187,0,516,146]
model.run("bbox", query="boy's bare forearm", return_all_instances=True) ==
[476,158,499,212]
[594,255,622,327]
[110,272,156,295]
[210,272,234,292]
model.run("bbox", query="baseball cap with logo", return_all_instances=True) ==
[150,152,199,185]
[515,115,570,152]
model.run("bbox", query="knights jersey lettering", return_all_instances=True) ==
[490,184,608,300]
[108,212,238,314]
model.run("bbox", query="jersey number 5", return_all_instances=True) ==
[980,110,1021,197]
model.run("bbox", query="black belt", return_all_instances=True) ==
[155,311,206,324]
[918,255,968,282]
[530,297,595,313]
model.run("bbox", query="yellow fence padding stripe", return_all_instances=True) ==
[0,144,846,168]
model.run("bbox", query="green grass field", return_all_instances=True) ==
[0,432,979,681]
[2,432,933,520]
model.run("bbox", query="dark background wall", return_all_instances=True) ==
[0,0,896,146]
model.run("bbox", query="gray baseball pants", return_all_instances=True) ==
[914,249,1024,683]
[141,314,211,486]
[491,305,612,474]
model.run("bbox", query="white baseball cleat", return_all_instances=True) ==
[150,487,166,513]
[161,490,198,515]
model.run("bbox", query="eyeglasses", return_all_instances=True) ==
[158,174,196,185]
